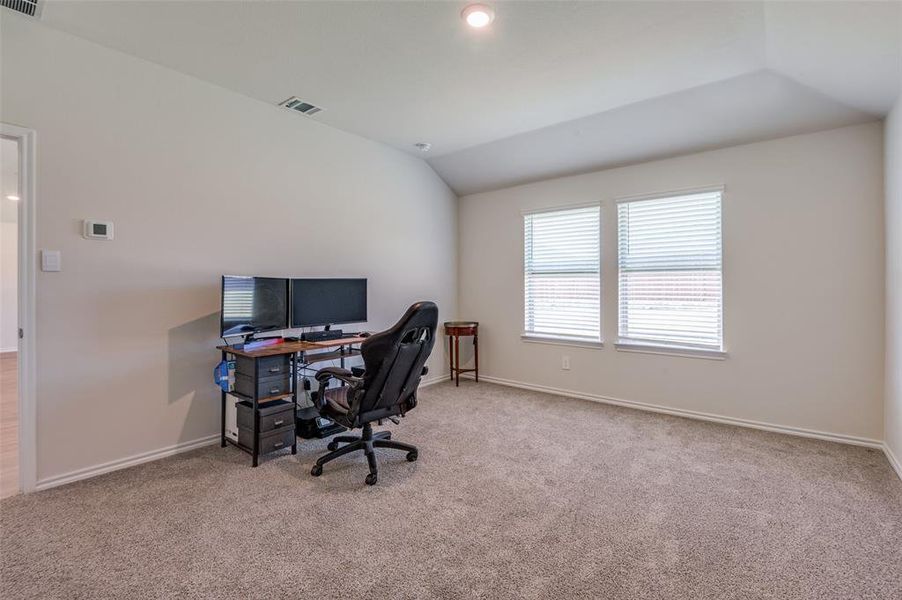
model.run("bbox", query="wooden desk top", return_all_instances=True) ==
[217,340,319,358]
[313,335,369,347]
[217,335,369,358]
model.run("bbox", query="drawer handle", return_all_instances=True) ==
[269,387,280,394]
[273,419,284,426]
[273,441,284,448]
[268,367,281,373]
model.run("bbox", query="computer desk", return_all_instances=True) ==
[216,335,368,466]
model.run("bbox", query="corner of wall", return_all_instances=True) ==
[885,95,902,480]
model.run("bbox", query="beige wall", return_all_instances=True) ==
[0,15,457,484]
[887,99,902,468]
[459,123,885,441]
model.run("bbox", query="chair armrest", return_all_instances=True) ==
[315,366,362,386]
[313,367,363,412]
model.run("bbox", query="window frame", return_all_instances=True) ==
[613,186,727,360]
[521,202,604,348]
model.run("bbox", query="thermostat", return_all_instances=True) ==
[83,220,114,240]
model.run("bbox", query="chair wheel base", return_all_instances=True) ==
[310,422,417,484]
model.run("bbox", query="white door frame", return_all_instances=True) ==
[2,123,37,493]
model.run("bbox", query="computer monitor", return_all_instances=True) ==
[220,276,289,337]
[290,278,367,328]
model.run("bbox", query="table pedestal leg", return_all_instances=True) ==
[455,335,460,387]
[449,335,454,381]
[474,334,478,382]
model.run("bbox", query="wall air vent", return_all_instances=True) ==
[278,97,324,116]
[1,0,40,17]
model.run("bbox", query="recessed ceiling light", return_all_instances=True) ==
[6,195,19,201]
[462,4,494,29]
[414,143,432,152]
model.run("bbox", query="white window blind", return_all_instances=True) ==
[617,190,723,351]
[524,206,600,341]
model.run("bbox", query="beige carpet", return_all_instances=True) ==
[1,382,901,599]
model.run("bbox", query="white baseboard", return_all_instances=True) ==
[0,347,18,354]
[464,373,885,450]
[884,443,902,482]
[32,372,897,492]
[420,372,449,388]
[34,374,451,492]
[35,434,220,492]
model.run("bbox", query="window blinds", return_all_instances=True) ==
[524,206,600,341]
[617,190,723,350]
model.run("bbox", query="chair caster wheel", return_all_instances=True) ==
[327,440,339,451]
[311,465,323,477]
[365,473,378,485]
[406,451,418,462]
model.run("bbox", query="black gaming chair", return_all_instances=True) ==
[310,301,438,485]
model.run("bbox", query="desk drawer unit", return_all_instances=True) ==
[239,424,295,454]
[237,400,295,455]
[237,400,293,433]
[235,354,291,378]
[218,344,301,467]
[235,373,291,400]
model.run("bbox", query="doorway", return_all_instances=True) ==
[0,135,19,498]
[1,123,35,496]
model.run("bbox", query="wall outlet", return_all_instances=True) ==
[562,355,571,370]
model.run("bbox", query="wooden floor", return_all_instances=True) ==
[0,352,18,499]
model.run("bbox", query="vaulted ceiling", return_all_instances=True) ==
[35,1,902,194]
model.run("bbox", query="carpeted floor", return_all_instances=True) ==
[1,382,901,599]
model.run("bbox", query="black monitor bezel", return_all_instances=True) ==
[219,275,290,338]
[289,277,368,328]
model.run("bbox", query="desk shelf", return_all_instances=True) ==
[228,390,294,404]
[301,347,361,365]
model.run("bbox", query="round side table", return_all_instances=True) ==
[444,321,478,387]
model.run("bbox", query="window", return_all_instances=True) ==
[524,205,601,343]
[617,189,723,355]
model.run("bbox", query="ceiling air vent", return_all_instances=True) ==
[279,97,324,116]
[1,0,40,17]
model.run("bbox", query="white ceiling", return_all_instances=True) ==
[430,70,876,195]
[35,1,902,195]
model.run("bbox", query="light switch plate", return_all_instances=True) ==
[41,250,61,272]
